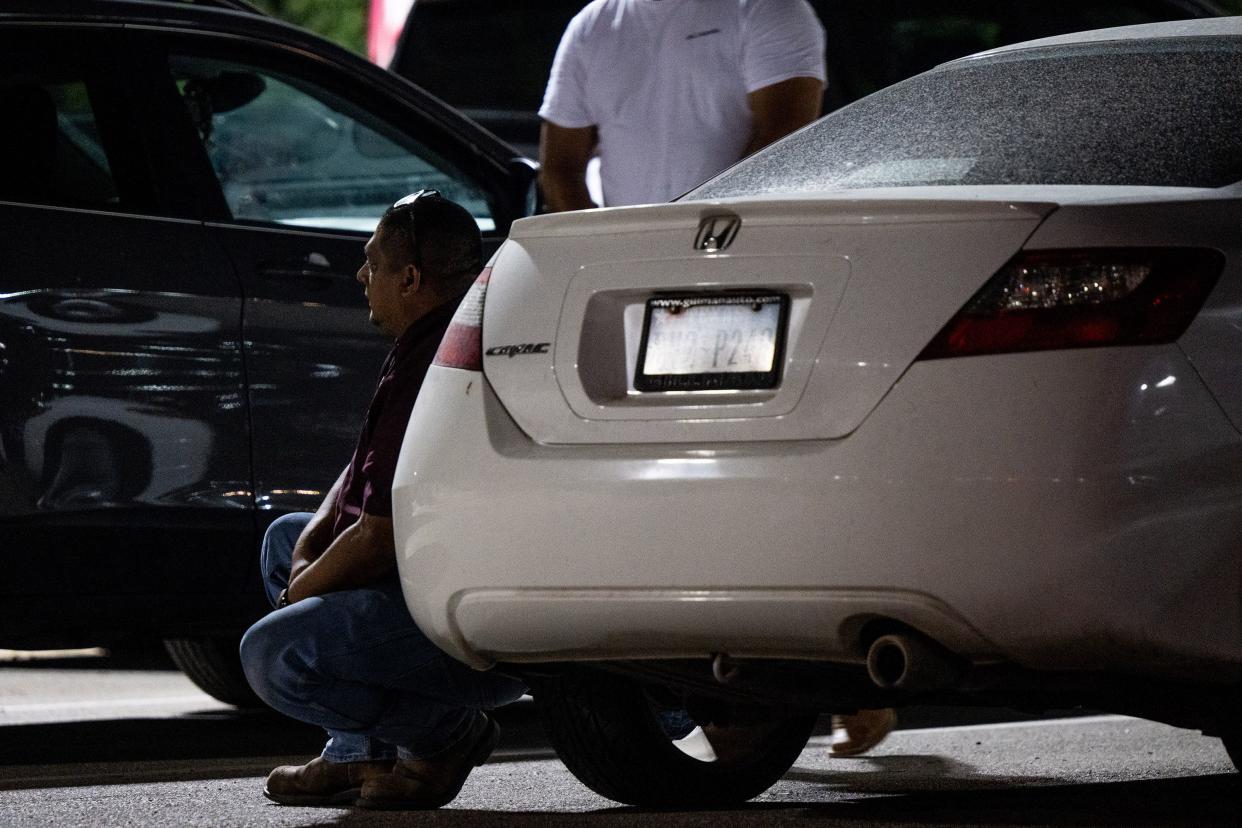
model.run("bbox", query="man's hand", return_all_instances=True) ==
[746,76,823,156]
[285,511,397,603]
[539,121,599,212]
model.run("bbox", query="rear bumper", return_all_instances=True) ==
[392,346,1242,680]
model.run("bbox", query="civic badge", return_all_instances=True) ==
[694,214,740,252]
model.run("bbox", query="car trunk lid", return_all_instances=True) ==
[481,197,1054,444]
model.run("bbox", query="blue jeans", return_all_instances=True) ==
[239,513,527,762]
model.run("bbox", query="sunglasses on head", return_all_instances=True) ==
[393,189,441,208]
[391,189,442,271]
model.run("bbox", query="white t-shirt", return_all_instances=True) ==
[539,0,826,207]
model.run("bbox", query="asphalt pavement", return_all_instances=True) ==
[1,647,1238,826]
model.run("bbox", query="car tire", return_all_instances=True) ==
[532,668,816,807]
[163,635,263,708]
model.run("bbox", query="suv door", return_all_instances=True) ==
[0,25,253,643]
[140,30,519,521]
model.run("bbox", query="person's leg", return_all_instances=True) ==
[244,518,525,808]
[241,581,525,759]
[290,582,523,811]
[245,512,394,796]
[258,512,311,606]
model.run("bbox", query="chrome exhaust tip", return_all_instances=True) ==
[866,632,962,692]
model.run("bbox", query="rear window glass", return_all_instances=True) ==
[0,76,120,210]
[171,54,495,233]
[689,38,1242,197]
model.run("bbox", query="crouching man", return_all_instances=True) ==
[240,191,526,810]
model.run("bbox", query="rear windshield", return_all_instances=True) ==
[689,38,1242,198]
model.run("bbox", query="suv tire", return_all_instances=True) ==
[532,668,815,807]
[163,635,262,708]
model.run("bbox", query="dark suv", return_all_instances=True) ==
[0,0,535,703]
[392,0,1226,159]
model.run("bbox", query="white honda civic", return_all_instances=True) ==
[393,17,1242,806]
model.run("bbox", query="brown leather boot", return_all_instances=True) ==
[356,712,499,810]
[263,756,394,806]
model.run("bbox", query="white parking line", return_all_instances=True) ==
[0,695,216,714]
[894,714,1133,735]
[0,648,107,662]
[805,713,1134,747]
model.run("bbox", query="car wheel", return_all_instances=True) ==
[532,668,816,807]
[163,635,262,708]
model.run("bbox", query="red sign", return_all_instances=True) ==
[368,0,414,67]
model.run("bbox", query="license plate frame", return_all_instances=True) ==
[635,293,789,392]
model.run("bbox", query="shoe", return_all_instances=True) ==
[263,756,394,806]
[356,712,500,810]
[829,708,897,757]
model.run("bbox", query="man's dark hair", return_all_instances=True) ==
[379,195,483,296]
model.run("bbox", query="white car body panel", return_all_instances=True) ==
[486,198,1052,443]
[395,346,1242,676]
[393,185,1242,678]
[392,17,1242,701]
[1026,196,1242,434]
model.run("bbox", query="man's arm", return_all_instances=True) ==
[539,121,598,212]
[287,466,348,584]
[745,76,824,156]
[285,510,396,603]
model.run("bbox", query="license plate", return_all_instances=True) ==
[635,294,788,391]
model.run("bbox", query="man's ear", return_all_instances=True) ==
[401,264,421,295]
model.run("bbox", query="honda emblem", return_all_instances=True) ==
[694,215,740,252]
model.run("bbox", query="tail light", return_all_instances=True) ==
[433,267,491,370]
[918,248,1223,360]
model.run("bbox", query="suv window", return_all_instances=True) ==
[0,70,120,209]
[170,55,496,232]
[689,39,1242,197]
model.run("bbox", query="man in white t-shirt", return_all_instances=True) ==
[538,0,826,210]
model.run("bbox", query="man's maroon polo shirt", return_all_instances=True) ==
[331,298,458,540]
